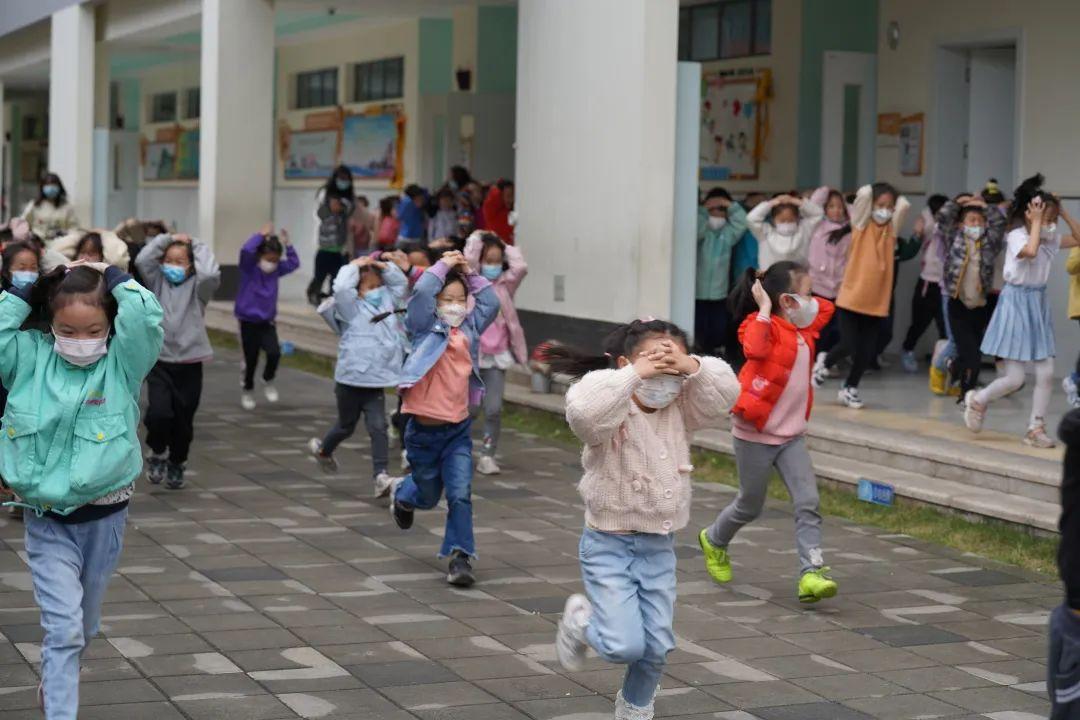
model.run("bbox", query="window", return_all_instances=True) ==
[353,57,404,103]
[184,87,200,120]
[150,91,177,123]
[678,0,771,61]
[296,68,338,109]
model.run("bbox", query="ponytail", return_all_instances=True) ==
[727,261,808,322]
[1008,172,1057,228]
[370,307,407,324]
[543,318,690,380]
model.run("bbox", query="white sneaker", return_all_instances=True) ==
[264,383,279,403]
[838,386,864,409]
[555,594,592,672]
[963,390,986,433]
[401,449,410,470]
[812,352,830,389]
[476,455,501,475]
[615,690,655,720]
[241,392,256,411]
[900,350,918,374]
[374,472,397,499]
[308,438,338,473]
[1065,375,1080,409]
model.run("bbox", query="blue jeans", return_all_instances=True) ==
[395,418,475,558]
[579,527,676,708]
[26,508,127,720]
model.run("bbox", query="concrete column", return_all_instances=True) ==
[94,41,110,129]
[199,0,274,297]
[513,0,678,328]
[48,3,95,225]
[0,81,7,223]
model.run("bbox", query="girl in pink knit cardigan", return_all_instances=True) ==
[545,320,739,720]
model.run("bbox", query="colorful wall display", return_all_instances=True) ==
[340,113,398,180]
[143,141,176,181]
[176,128,200,180]
[279,108,404,185]
[283,130,340,180]
[699,70,770,181]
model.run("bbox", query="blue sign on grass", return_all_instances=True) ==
[857,478,894,507]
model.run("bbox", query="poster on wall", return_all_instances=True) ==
[176,129,199,180]
[899,113,924,176]
[700,73,763,181]
[143,142,176,181]
[284,130,339,180]
[340,113,399,180]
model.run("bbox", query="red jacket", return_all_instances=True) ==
[732,298,835,431]
[482,185,515,244]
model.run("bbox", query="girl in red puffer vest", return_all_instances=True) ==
[698,261,841,604]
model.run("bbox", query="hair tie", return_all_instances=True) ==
[638,315,655,323]
[603,352,612,358]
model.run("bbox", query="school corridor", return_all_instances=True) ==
[0,353,1056,720]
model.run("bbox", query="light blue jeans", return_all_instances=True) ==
[579,527,676,708]
[25,509,127,720]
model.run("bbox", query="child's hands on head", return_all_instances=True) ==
[172,233,192,245]
[440,250,469,272]
[279,228,291,246]
[631,337,698,379]
[259,222,274,236]
[329,197,344,214]
[751,279,772,314]
[1027,197,1045,227]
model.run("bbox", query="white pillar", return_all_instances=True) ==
[0,81,7,223]
[672,62,702,339]
[48,4,95,225]
[513,0,679,326]
[199,0,274,295]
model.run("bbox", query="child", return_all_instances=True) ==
[396,184,429,244]
[806,186,851,361]
[1,241,41,293]
[813,183,910,409]
[937,195,1005,400]
[349,194,374,255]
[236,224,300,410]
[22,172,79,240]
[307,167,354,306]
[1050,408,1080,719]
[701,263,838,603]
[964,175,1080,447]
[0,262,163,719]
[115,218,169,283]
[387,250,499,587]
[1067,247,1080,409]
[51,229,131,269]
[465,231,528,475]
[899,194,950,373]
[745,192,824,270]
[309,255,408,496]
[548,319,738,720]
[695,188,748,357]
[482,180,515,245]
[135,232,221,488]
[429,188,458,242]
[376,196,400,249]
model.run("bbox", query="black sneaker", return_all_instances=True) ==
[388,478,413,530]
[165,462,186,490]
[447,551,475,587]
[146,456,167,485]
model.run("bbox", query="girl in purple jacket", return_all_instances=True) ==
[235,224,300,410]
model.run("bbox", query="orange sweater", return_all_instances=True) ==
[835,184,910,317]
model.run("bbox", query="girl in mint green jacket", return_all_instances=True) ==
[0,262,163,719]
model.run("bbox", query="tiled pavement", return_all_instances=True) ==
[0,352,1059,719]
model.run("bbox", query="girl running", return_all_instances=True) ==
[700,263,838,603]
[388,250,499,587]
[309,255,408,496]
[0,262,163,719]
[235,224,300,410]
[465,231,528,475]
[135,232,221,489]
[548,319,738,720]
[964,175,1080,447]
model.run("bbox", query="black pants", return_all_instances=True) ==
[145,361,203,465]
[1048,604,1080,719]
[240,321,281,391]
[903,280,946,352]
[1075,319,1080,377]
[816,296,841,355]
[306,249,347,304]
[695,299,730,356]
[321,385,389,476]
[825,309,880,388]
[947,299,989,394]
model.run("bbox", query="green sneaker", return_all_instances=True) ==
[698,529,732,584]
[798,567,838,603]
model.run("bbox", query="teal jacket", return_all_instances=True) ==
[696,202,748,301]
[0,269,164,515]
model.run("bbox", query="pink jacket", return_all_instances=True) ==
[465,233,529,364]
[806,186,853,299]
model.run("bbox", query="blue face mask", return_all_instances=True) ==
[363,286,386,308]
[11,271,38,290]
[334,178,350,192]
[42,184,60,200]
[481,264,502,281]
[162,264,188,285]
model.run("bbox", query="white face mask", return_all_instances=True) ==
[437,303,468,328]
[635,375,684,410]
[963,225,985,241]
[258,259,279,274]
[775,222,798,237]
[707,215,727,230]
[781,294,819,329]
[53,333,108,367]
[872,208,893,225]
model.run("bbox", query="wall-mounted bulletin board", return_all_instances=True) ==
[899,113,924,176]
[279,106,405,186]
[284,130,340,179]
[176,128,200,180]
[699,68,772,181]
[143,141,176,181]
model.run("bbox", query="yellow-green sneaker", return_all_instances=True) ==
[698,529,732,584]
[798,567,838,603]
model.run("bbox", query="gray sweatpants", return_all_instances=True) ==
[472,367,506,456]
[706,436,824,575]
